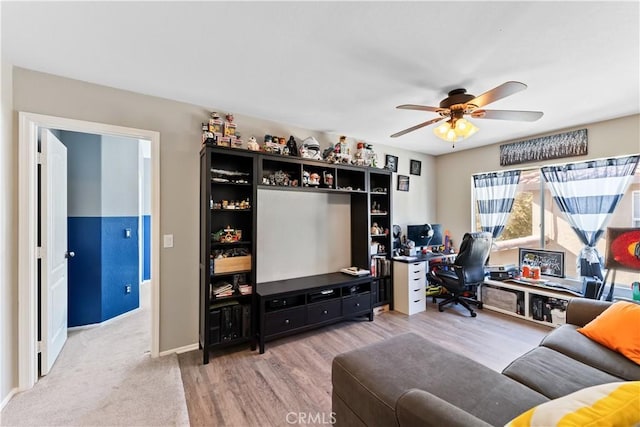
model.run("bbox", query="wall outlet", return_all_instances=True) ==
[163,234,174,248]
[125,284,132,294]
[124,228,132,238]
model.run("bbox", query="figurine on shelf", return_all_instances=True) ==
[247,136,260,151]
[224,113,237,137]
[209,112,223,135]
[202,123,215,145]
[309,172,320,186]
[353,142,366,166]
[286,135,299,156]
[337,135,347,155]
[213,225,242,243]
[300,136,322,160]
[231,132,243,148]
[371,222,381,235]
[322,143,335,161]
[327,135,352,164]
[323,171,334,187]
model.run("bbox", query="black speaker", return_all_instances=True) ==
[582,278,603,300]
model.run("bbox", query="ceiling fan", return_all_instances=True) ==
[390,81,543,145]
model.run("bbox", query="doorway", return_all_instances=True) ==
[53,129,148,331]
[18,112,160,390]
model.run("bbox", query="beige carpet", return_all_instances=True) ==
[1,283,190,427]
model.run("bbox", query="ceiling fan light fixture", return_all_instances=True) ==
[433,118,478,142]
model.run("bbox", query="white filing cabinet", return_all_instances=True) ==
[393,260,426,315]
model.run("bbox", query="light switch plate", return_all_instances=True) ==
[163,234,174,248]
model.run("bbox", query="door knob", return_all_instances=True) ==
[65,251,75,259]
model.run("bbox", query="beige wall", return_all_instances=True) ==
[435,115,640,244]
[6,67,437,370]
[1,40,17,403]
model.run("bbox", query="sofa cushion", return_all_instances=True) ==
[332,332,548,427]
[505,381,640,427]
[541,324,640,380]
[502,346,624,399]
[396,389,493,427]
[577,300,640,364]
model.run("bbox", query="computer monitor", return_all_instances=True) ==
[407,224,444,249]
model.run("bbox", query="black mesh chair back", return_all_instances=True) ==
[431,231,492,317]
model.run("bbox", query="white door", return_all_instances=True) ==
[40,129,69,375]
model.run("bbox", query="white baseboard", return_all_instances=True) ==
[68,306,142,332]
[159,343,199,357]
[0,388,18,411]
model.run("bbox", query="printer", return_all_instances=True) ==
[487,264,518,281]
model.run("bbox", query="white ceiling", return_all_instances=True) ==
[2,1,639,155]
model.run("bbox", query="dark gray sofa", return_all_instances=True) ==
[332,298,639,426]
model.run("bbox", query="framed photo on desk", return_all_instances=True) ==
[519,248,565,278]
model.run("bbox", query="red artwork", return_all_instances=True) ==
[605,228,640,272]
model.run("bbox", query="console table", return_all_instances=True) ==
[256,272,373,353]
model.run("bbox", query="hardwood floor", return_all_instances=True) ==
[178,303,550,427]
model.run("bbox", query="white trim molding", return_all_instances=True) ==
[0,387,17,411]
[18,112,161,390]
[160,343,199,357]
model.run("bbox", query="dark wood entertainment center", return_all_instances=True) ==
[256,272,373,353]
[200,144,393,363]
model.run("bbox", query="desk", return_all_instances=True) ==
[480,278,582,326]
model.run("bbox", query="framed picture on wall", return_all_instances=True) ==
[385,155,398,172]
[397,175,409,192]
[410,159,421,176]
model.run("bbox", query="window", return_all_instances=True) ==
[475,169,541,267]
[473,157,640,282]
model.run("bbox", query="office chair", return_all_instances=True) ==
[429,232,492,317]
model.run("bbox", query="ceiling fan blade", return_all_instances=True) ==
[396,104,443,113]
[390,117,445,138]
[470,109,543,121]
[468,81,527,108]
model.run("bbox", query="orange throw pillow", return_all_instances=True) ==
[578,301,640,364]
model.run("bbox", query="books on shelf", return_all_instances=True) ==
[372,256,391,278]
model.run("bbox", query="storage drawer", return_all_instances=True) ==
[307,299,342,324]
[342,292,371,317]
[408,296,425,314]
[408,263,426,282]
[264,306,306,336]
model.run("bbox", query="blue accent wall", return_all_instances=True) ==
[67,216,139,326]
[143,215,151,281]
[68,217,102,327]
[101,216,140,320]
